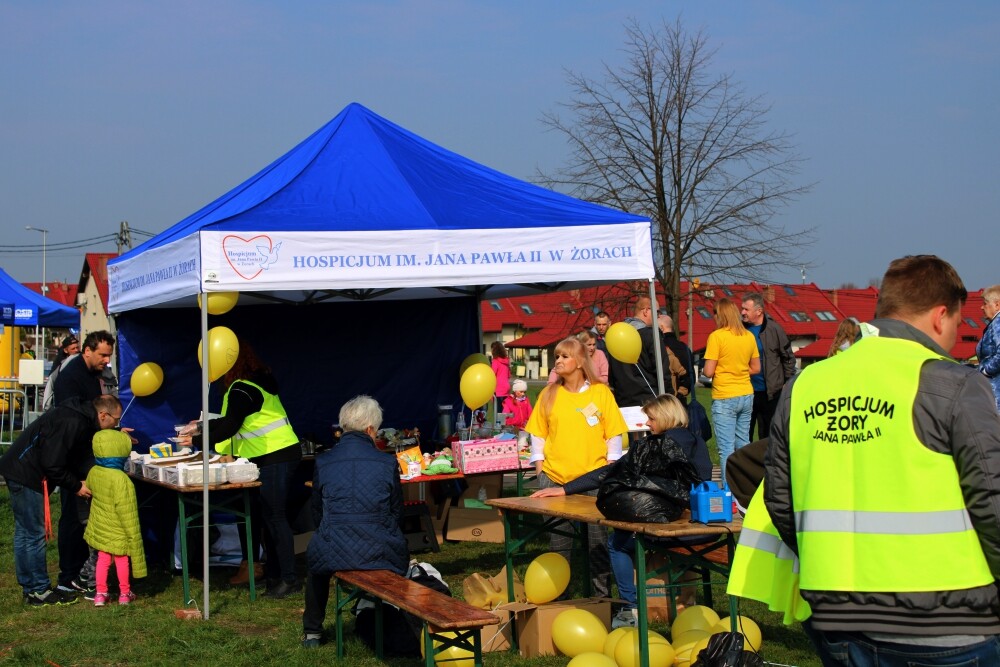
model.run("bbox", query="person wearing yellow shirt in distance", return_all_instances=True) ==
[526,337,628,598]
[702,299,760,480]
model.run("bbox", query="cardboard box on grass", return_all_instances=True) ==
[462,566,526,653]
[502,597,612,658]
[446,507,504,543]
[643,552,698,623]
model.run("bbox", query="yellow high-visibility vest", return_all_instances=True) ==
[728,483,811,625]
[789,336,992,592]
[217,380,299,459]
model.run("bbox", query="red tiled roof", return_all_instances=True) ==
[823,287,878,322]
[22,281,78,307]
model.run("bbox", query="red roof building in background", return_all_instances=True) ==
[486,281,987,377]
[23,281,78,308]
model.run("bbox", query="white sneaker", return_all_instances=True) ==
[612,607,638,629]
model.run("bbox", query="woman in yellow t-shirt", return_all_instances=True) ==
[526,337,628,598]
[702,298,760,479]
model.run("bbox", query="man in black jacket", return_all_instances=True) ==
[0,395,122,606]
[53,330,114,407]
[607,297,673,409]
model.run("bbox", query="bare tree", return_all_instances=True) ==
[538,18,814,322]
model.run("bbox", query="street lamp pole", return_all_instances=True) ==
[25,226,49,367]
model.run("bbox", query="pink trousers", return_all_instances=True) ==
[96,551,131,595]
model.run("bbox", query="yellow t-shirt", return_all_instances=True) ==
[704,328,758,400]
[525,382,629,485]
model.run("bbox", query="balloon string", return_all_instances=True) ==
[633,364,658,399]
[118,396,136,426]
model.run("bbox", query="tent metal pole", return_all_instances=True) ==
[648,280,666,395]
[200,293,210,620]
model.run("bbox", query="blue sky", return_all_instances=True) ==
[2,1,997,291]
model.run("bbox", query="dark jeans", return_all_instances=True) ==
[302,571,333,635]
[58,490,91,587]
[257,459,297,583]
[810,630,1000,667]
[749,390,780,441]
[8,480,50,595]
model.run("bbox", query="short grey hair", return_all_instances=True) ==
[984,285,1000,304]
[339,395,383,433]
[742,292,765,310]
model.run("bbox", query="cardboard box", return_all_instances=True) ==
[453,437,521,474]
[504,598,612,657]
[480,608,513,652]
[445,507,505,543]
[459,473,503,506]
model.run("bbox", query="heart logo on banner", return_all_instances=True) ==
[222,234,275,281]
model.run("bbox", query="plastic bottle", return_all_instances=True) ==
[455,411,466,432]
[477,486,488,503]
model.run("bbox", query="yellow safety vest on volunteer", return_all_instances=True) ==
[217,380,298,458]
[727,482,811,625]
[789,336,992,593]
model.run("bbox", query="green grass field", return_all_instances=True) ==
[0,387,822,666]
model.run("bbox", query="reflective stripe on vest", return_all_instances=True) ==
[796,508,975,535]
[218,379,298,458]
[789,336,993,593]
[727,483,811,624]
[234,417,292,441]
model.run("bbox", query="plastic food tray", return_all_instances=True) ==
[224,463,259,483]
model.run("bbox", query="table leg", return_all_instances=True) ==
[335,580,345,659]
[177,494,191,605]
[579,521,591,598]
[242,489,256,601]
[635,535,650,667]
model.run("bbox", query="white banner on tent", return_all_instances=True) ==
[108,235,202,311]
[199,223,654,292]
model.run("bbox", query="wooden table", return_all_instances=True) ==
[131,474,262,604]
[487,495,742,667]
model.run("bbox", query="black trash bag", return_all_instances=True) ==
[596,433,702,523]
[354,562,451,657]
[691,632,764,667]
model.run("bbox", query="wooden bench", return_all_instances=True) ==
[333,569,499,667]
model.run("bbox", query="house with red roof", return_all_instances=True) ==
[76,253,117,336]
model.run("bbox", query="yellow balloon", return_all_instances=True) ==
[603,627,631,659]
[197,326,240,382]
[197,291,239,315]
[671,604,720,638]
[459,362,497,410]
[614,628,675,667]
[458,353,490,378]
[713,616,762,651]
[690,636,712,665]
[419,630,474,667]
[671,630,711,666]
[605,322,642,364]
[523,552,570,604]
[567,652,617,667]
[130,362,164,397]
[552,609,608,657]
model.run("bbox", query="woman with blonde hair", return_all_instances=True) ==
[546,330,609,384]
[526,336,628,598]
[702,299,760,479]
[531,394,712,627]
[827,317,861,357]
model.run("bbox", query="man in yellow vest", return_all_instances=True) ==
[765,255,1000,665]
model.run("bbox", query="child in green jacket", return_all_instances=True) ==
[84,430,146,606]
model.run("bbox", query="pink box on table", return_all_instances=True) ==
[453,437,522,474]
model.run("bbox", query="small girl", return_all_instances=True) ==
[84,430,146,606]
[531,394,712,628]
[501,379,533,429]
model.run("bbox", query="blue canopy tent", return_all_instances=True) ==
[108,103,655,449]
[0,267,80,328]
[107,102,656,619]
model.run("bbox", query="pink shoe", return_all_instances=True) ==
[93,593,109,607]
[118,591,137,605]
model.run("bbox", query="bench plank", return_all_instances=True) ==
[335,569,498,631]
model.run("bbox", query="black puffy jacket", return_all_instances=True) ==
[0,398,99,493]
